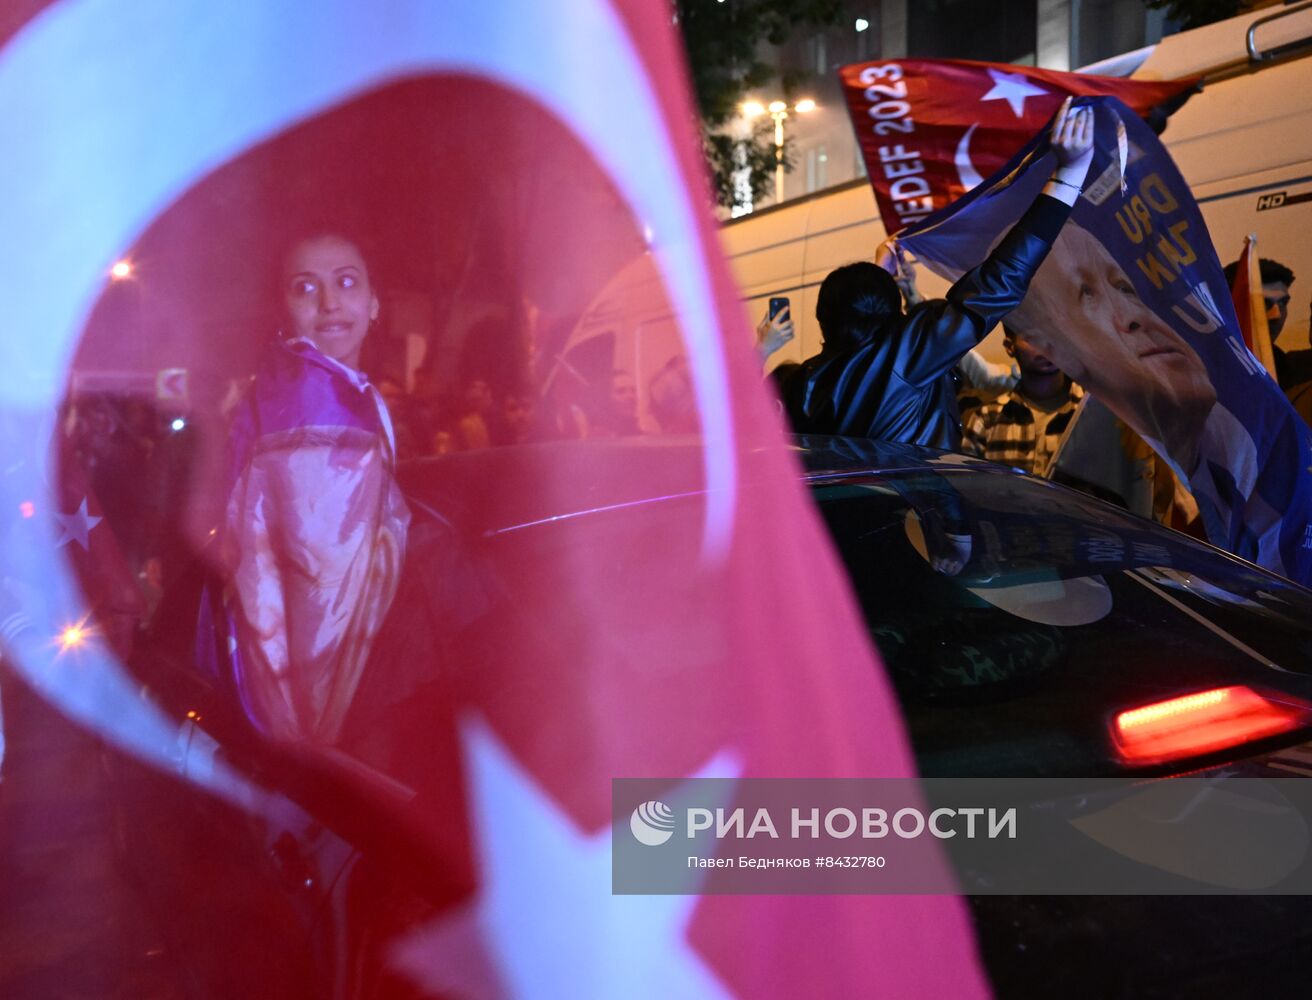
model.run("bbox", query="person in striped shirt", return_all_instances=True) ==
[961,326,1082,476]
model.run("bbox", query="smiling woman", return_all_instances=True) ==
[282,234,380,370]
[215,232,409,744]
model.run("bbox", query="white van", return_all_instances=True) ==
[721,3,1312,366]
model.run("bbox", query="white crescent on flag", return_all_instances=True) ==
[0,0,738,558]
[0,3,991,997]
[0,0,745,773]
[954,123,985,191]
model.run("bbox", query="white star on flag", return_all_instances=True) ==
[390,717,739,999]
[980,68,1048,118]
[53,497,101,551]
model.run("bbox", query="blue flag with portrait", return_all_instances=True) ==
[898,96,1312,588]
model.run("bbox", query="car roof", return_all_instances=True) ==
[790,434,1013,479]
[395,436,1010,537]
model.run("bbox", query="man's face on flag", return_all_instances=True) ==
[1011,221,1216,466]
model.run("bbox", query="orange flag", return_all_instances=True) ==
[1231,234,1278,379]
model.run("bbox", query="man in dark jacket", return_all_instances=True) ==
[778,101,1094,450]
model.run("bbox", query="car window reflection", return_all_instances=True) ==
[811,470,1312,777]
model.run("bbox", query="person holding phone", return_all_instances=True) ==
[756,296,795,362]
[777,99,1095,450]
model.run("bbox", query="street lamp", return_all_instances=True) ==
[742,98,818,203]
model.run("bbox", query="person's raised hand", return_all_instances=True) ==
[875,239,897,275]
[1045,97,1095,204]
[891,244,923,307]
[1051,97,1094,170]
[756,305,795,359]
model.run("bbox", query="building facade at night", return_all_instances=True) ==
[740,0,1175,211]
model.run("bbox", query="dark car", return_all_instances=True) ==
[7,436,1312,997]
[796,436,1312,997]
[796,436,1312,780]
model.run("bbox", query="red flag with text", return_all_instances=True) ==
[841,57,1198,235]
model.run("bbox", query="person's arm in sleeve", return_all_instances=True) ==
[957,348,1019,392]
[895,101,1094,387]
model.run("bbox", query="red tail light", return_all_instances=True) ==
[1113,686,1306,764]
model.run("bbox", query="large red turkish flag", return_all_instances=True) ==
[1,2,988,997]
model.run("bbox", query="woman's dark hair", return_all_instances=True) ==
[815,261,901,350]
[277,229,375,282]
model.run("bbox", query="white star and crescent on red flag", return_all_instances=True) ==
[840,57,1199,234]
[4,1,996,996]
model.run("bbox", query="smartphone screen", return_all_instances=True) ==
[769,296,789,321]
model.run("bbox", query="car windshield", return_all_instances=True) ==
[810,468,1312,778]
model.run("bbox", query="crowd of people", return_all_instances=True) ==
[762,239,1312,533]
[760,100,1312,548]
[768,102,1095,469]
[42,99,1312,744]
[371,360,687,464]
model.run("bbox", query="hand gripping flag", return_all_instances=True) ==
[898,97,1312,588]
[0,2,988,997]
[841,57,1198,235]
